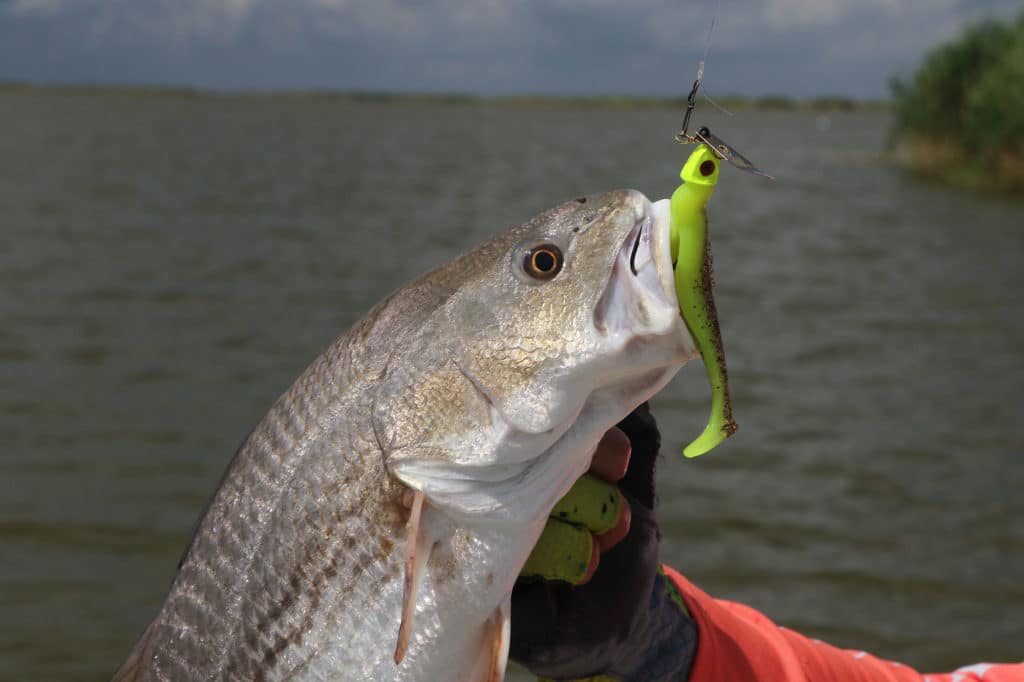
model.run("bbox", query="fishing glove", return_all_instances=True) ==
[510,403,698,682]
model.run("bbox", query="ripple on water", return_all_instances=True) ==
[61,344,111,366]
[1,518,184,556]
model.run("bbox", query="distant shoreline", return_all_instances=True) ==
[891,135,1024,194]
[0,80,890,112]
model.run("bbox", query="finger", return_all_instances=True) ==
[519,518,596,584]
[589,427,631,483]
[595,495,631,553]
[578,537,600,585]
[550,473,623,535]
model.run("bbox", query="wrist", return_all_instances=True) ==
[536,567,697,682]
[605,567,697,682]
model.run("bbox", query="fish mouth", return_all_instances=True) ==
[594,197,679,337]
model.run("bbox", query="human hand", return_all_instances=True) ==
[517,423,634,586]
[511,404,695,681]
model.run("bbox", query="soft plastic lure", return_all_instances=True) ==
[670,144,738,457]
[670,40,770,457]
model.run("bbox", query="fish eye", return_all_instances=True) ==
[524,244,563,280]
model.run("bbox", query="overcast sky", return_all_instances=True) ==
[0,0,1020,98]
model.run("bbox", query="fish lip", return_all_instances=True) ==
[648,197,678,311]
[593,196,679,336]
[621,198,677,308]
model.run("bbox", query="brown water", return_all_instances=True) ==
[1,90,1022,681]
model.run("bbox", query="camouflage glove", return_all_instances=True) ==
[519,466,630,585]
[511,404,698,682]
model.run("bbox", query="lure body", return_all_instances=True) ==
[670,145,738,457]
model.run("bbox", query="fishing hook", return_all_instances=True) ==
[629,222,643,275]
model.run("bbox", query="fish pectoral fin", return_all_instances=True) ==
[489,597,511,682]
[469,596,511,682]
[394,489,432,665]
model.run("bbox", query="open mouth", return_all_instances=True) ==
[594,198,678,334]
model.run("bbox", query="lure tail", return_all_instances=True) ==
[670,145,738,457]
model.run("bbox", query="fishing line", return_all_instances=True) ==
[676,5,716,143]
[696,6,735,117]
[673,1,773,179]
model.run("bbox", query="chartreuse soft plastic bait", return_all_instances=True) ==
[670,144,737,458]
[520,474,622,583]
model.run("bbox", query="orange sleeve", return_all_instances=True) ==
[662,565,1024,682]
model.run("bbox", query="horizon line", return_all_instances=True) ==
[0,79,891,110]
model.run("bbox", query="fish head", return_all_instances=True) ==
[383,189,697,522]
[447,189,695,435]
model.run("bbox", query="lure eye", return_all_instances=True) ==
[524,244,563,280]
[699,160,716,177]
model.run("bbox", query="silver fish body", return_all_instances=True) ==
[115,190,695,681]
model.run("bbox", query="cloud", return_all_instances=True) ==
[7,0,67,14]
[0,0,1020,97]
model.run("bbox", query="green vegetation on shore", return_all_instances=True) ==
[890,13,1024,193]
[0,80,886,113]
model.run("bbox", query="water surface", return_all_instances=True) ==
[1,90,1022,680]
